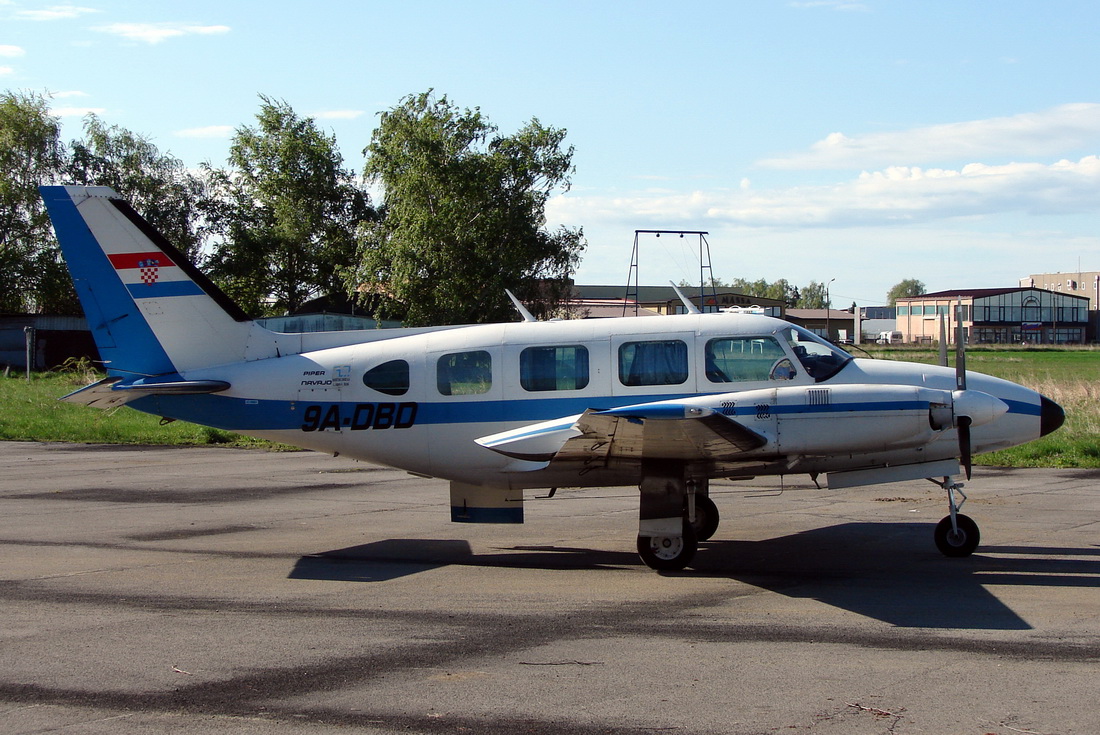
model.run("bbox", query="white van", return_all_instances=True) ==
[876,331,903,344]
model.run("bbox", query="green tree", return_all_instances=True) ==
[797,280,829,309]
[66,114,207,261]
[204,96,374,315]
[887,278,926,305]
[0,90,66,312]
[352,91,585,326]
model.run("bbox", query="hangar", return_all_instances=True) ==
[896,287,1090,345]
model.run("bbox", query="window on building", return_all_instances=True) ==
[437,351,492,396]
[363,359,409,396]
[619,340,688,386]
[1022,297,1040,323]
[520,345,590,391]
[705,337,793,382]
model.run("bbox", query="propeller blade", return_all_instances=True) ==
[958,415,973,480]
[938,311,948,367]
[954,299,972,479]
[955,299,967,392]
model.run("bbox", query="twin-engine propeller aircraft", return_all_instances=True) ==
[42,185,1065,571]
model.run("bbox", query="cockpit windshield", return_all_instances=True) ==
[776,324,853,382]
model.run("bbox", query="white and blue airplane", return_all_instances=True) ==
[41,185,1065,570]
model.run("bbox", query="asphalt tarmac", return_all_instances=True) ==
[1,441,1099,734]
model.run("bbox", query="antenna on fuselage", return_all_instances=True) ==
[505,289,537,323]
[669,281,702,315]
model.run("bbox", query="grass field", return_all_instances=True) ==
[1,346,1097,466]
[0,366,280,449]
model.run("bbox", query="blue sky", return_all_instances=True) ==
[4,0,1099,306]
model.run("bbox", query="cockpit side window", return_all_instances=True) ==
[705,337,795,382]
[779,325,853,382]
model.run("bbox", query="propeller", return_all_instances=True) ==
[938,310,948,367]
[954,300,972,479]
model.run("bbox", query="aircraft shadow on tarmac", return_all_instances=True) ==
[289,521,1100,631]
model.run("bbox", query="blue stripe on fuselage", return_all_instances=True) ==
[127,393,1043,433]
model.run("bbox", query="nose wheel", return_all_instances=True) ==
[929,476,981,557]
[934,513,980,556]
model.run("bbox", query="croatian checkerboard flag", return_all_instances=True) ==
[108,251,202,299]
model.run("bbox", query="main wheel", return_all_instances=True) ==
[688,494,720,542]
[637,523,698,571]
[934,514,980,557]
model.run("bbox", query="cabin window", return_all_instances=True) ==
[363,359,409,396]
[520,345,590,392]
[618,340,688,386]
[437,350,492,396]
[705,337,793,382]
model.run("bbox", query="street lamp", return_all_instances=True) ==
[825,278,836,341]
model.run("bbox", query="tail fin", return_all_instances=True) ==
[41,186,255,376]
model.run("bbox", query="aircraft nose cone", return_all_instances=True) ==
[1040,395,1065,437]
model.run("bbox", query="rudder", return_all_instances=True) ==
[41,185,254,376]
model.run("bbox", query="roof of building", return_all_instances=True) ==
[566,300,660,318]
[573,284,787,306]
[898,287,1090,301]
[786,308,858,320]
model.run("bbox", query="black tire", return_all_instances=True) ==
[688,494,720,542]
[637,522,698,571]
[934,514,980,557]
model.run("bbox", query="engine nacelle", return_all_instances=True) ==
[769,384,955,455]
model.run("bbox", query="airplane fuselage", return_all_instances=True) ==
[138,312,1048,490]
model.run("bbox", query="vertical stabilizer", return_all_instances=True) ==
[41,186,255,376]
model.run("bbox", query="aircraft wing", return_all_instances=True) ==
[475,402,769,467]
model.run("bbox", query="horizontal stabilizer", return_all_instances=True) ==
[61,376,231,409]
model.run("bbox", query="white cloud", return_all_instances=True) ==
[92,22,230,45]
[0,45,25,57]
[312,110,366,120]
[550,156,1100,231]
[759,104,1100,170]
[0,65,13,76]
[51,106,106,117]
[52,89,89,98]
[175,125,233,139]
[15,5,100,21]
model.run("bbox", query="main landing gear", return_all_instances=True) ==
[930,476,980,557]
[636,467,718,571]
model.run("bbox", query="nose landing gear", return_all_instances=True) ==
[930,476,980,557]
